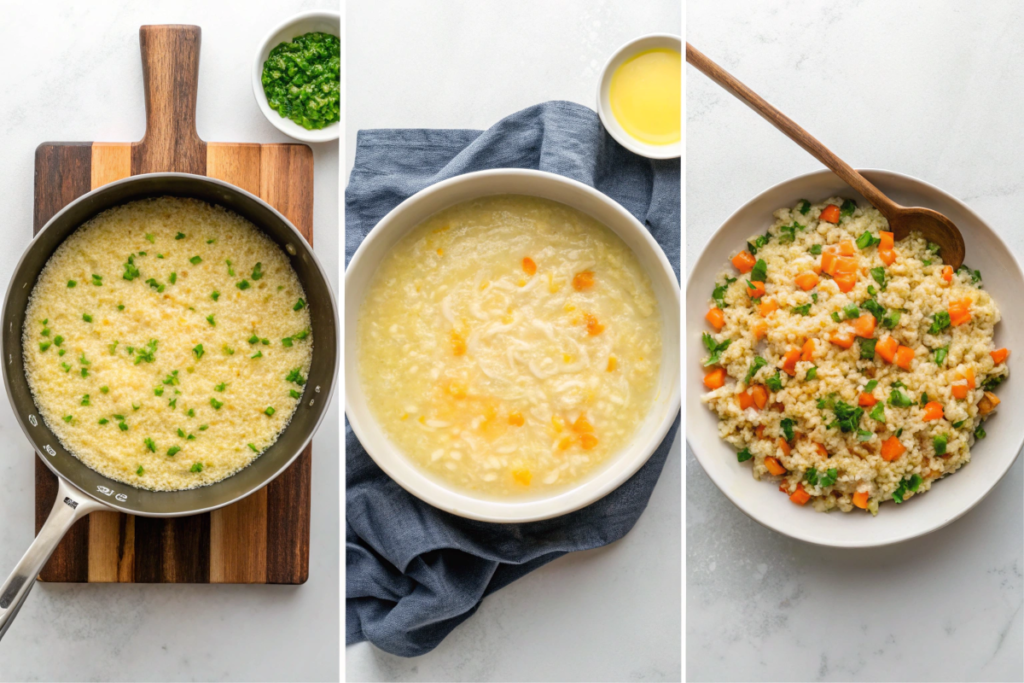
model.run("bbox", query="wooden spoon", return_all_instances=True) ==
[686,42,965,269]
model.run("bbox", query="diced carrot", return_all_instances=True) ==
[922,401,944,421]
[704,367,726,389]
[876,336,899,363]
[835,256,860,275]
[607,356,617,372]
[512,468,532,485]
[451,330,467,356]
[508,411,525,427]
[821,251,838,276]
[853,314,876,338]
[572,270,595,291]
[949,298,972,326]
[584,312,605,336]
[746,281,766,298]
[895,345,915,370]
[829,329,855,349]
[834,272,857,293]
[859,392,878,407]
[571,414,594,433]
[881,436,906,461]
[951,383,969,400]
[751,320,769,339]
[811,261,823,275]
[979,391,1001,415]
[705,307,725,330]
[801,338,816,362]
[731,250,757,274]
[879,248,897,266]
[580,434,599,449]
[879,231,894,251]
[750,385,768,409]
[795,272,819,291]
[755,425,766,439]
[558,436,573,450]
[522,257,537,276]
[737,390,755,410]
[852,491,869,509]
[758,299,779,317]
[777,438,792,456]
[814,443,829,457]
[839,240,856,256]
[764,456,787,475]
[991,348,1010,364]
[781,348,801,376]
[820,204,840,223]
[964,367,976,390]
[789,484,811,506]
[941,265,953,282]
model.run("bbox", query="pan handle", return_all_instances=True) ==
[0,477,108,640]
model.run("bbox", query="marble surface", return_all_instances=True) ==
[687,1,1023,681]
[345,1,681,681]
[0,1,339,681]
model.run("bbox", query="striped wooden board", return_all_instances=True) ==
[32,25,314,584]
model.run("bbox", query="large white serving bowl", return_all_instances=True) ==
[346,169,680,522]
[687,169,1024,547]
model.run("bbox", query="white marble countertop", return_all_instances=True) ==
[0,1,339,681]
[345,1,681,681]
[687,1,1023,681]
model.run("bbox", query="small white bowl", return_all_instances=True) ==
[346,169,680,523]
[596,33,681,160]
[687,169,1024,547]
[252,11,340,143]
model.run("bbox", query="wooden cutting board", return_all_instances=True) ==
[33,25,314,584]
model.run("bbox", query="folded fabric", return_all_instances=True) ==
[346,100,680,657]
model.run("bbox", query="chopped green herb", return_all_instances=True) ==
[122,255,140,281]
[63,414,73,423]
[199,424,209,431]
[248,443,259,453]
[292,329,309,341]
[211,291,220,301]
[286,368,306,386]
[169,272,177,285]
[293,298,306,311]
[134,339,157,365]
[778,221,805,243]
[261,338,271,345]
[881,309,902,329]
[223,345,235,356]
[80,367,89,378]
[132,402,140,411]
[929,311,951,334]
[862,299,884,321]
[780,418,796,442]
[805,366,818,381]
[98,418,109,425]
[226,260,235,276]
[840,199,857,218]
[746,233,770,256]
[187,408,195,417]
[190,462,203,473]
[210,398,223,410]
[118,421,129,432]
[857,429,873,442]
[933,433,948,456]
[791,303,811,316]
[251,262,264,281]
[193,344,204,360]
[39,342,51,352]
[145,277,165,293]
[144,437,156,453]
[154,387,164,396]
[206,314,215,326]
[766,371,784,393]
[869,402,886,422]
[809,244,822,256]
[117,304,125,311]
[54,335,64,347]
[750,259,768,284]
[167,446,181,457]
[831,311,841,323]
[67,280,76,288]
[282,337,294,348]
[952,420,966,429]
[215,382,227,392]
[61,362,71,373]
[92,274,103,286]
[251,350,263,359]
[264,406,276,417]
[888,388,914,408]
[82,314,93,323]
[711,277,736,309]
[162,370,180,386]
[81,394,90,406]
[922,259,932,266]
[289,389,302,399]
[843,304,860,320]
[865,380,879,392]
[920,392,929,406]
[859,338,877,360]
[856,231,880,249]
[892,474,922,503]
[737,447,753,462]
[983,374,1006,391]
[189,255,202,265]
[830,400,863,433]
[870,267,886,288]
[811,293,819,303]
[136,466,144,476]
[175,232,186,240]
[207,238,215,244]
[236,280,251,290]
[957,264,982,284]
[701,333,732,367]
[975,426,987,440]
[797,200,811,215]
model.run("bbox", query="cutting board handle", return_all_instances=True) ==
[132,25,207,175]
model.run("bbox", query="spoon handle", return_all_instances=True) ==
[685,42,900,217]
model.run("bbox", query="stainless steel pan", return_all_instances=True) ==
[0,172,338,638]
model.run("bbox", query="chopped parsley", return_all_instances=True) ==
[791,303,811,316]
[797,199,811,215]
[169,272,177,285]
[251,350,263,359]
[983,374,1006,391]
[929,311,951,334]
[831,311,841,323]
[189,255,202,265]
[211,291,220,301]
[862,298,885,320]
[134,339,157,365]
[881,309,901,329]
[39,342,51,352]
[933,434,948,455]
[293,298,306,311]
[737,447,753,462]
[193,344,204,360]
[67,280,76,288]
[933,346,949,366]
[265,406,276,417]
[251,262,264,280]
[766,371,783,393]
[975,426,987,440]
[226,260,235,276]
[289,389,302,399]
[870,267,886,289]
[282,337,294,348]
[843,304,860,320]
[829,400,863,433]
[286,368,306,386]
[702,333,732,367]
[145,277,165,293]
[856,429,874,442]
[248,443,259,453]
[888,388,914,408]
[780,418,796,442]
[893,474,922,503]
[123,255,140,280]
[163,370,180,386]
[806,366,818,381]
[175,232,186,240]
[957,264,982,284]
[749,259,768,284]
[215,382,227,392]
[864,380,879,392]
[237,280,251,290]
[859,338,877,360]
[91,274,103,286]
[869,402,886,422]
[223,346,235,356]
[778,221,805,243]
[712,277,736,309]
[167,446,181,457]
[856,231,880,249]
[98,418,109,425]
[190,462,203,473]
[142,437,156,453]
[747,233,770,255]
[809,244,822,256]
[840,199,857,218]
[210,398,224,410]
[206,314,215,326]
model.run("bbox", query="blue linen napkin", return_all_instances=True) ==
[345,100,680,657]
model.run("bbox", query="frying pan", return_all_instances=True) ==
[0,172,338,638]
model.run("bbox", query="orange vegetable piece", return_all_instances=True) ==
[801,338,816,362]
[839,240,856,256]
[512,468,532,485]
[949,298,972,326]
[580,434,599,449]
[922,401,944,421]
[758,299,779,317]
[789,483,811,506]
[879,231,894,251]
[781,348,801,376]
[964,367,976,390]
[834,272,857,293]
[737,391,755,410]
[706,307,725,330]
[777,438,792,457]
[979,391,1001,415]
[835,256,860,275]
[750,385,768,409]
[852,491,869,509]
[764,456,787,476]
[751,320,768,340]
[941,265,953,282]
[704,367,726,389]
[508,411,525,427]
[895,345,915,370]
[755,425,766,440]
[558,436,573,450]
[584,312,605,336]
[829,330,855,349]
[795,272,819,291]
[859,392,878,407]
[879,249,897,266]
[819,204,840,223]
[814,443,829,458]
[522,257,537,275]
[876,337,899,363]
[821,251,838,276]
[571,414,594,433]
[951,383,969,400]
[607,356,617,372]
[880,435,906,461]
[746,281,766,298]
[853,314,876,338]
[451,330,467,356]
[572,270,595,291]
[731,250,756,274]
[991,348,1010,364]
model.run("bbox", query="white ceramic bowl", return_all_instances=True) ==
[596,33,681,160]
[252,11,340,143]
[346,169,680,522]
[687,169,1024,547]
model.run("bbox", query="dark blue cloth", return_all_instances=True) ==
[345,101,680,657]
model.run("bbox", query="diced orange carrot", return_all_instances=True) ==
[814,443,829,457]
[522,257,537,276]
[572,270,595,291]
[801,338,816,362]
[949,298,972,326]
[607,356,617,372]
[922,401,944,421]
[758,299,779,317]
[451,330,467,356]
[764,456,787,475]
[781,348,801,376]
[829,329,855,349]
[852,491,869,509]
[512,468,532,485]
[879,248,897,266]
[834,272,857,293]
[737,391,755,410]
[750,385,768,409]
[835,256,860,275]
[789,483,811,505]
[731,250,757,274]
[820,204,840,223]
[751,319,768,339]
[777,438,792,456]
[706,307,725,330]
[755,425,766,440]
[584,312,605,336]
[964,367,976,390]
[881,435,906,461]
[746,280,766,298]
[821,251,838,276]
[895,345,915,370]
[558,436,573,450]
[508,411,525,427]
[839,240,856,256]
[951,383,969,400]
[580,433,599,449]
[879,231,894,251]
[876,337,899,363]
[853,314,876,338]
[795,272,819,291]
[704,367,726,389]
[941,265,953,282]
[811,261,823,275]
[991,348,1010,364]
[859,392,878,407]
[572,414,594,433]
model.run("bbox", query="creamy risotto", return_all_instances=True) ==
[358,195,662,497]
[23,197,313,491]
[701,198,1007,514]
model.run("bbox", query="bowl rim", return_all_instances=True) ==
[345,168,681,523]
[596,33,681,160]
[686,167,1024,547]
[251,10,341,143]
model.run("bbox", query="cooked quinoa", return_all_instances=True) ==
[700,197,1008,514]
